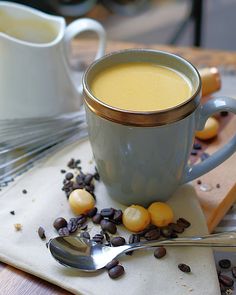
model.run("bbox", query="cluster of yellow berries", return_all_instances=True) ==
[68,189,174,232]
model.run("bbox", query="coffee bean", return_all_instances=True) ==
[22,189,27,194]
[113,209,123,224]
[154,247,166,259]
[76,175,84,185]
[67,218,78,233]
[92,213,103,224]
[178,263,191,273]
[137,224,157,237]
[53,217,67,230]
[219,259,231,269]
[10,210,15,215]
[219,274,234,287]
[92,233,104,243]
[84,174,94,185]
[60,169,66,174]
[101,208,115,218]
[168,223,184,233]
[144,228,161,241]
[111,237,126,247]
[129,234,140,244]
[58,227,70,236]
[105,259,119,270]
[220,111,229,117]
[191,150,198,156]
[80,224,88,231]
[177,218,191,228]
[76,215,87,226]
[108,265,125,279]
[81,231,90,239]
[38,226,46,240]
[232,266,236,278]
[161,227,172,238]
[67,158,75,169]
[170,231,178,238]
[193,142,202,150]
[93,168,100,181]
[219,283,228,293]
[100,219,117,234]
[87,207,98,218]
[65,172,74,181]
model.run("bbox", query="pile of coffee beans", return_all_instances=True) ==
[218,258,236,294]
[61,158,99,199]
[46,158,193,280]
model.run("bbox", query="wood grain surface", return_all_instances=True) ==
[1,39,236,295]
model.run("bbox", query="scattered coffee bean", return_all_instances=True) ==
[87,207,98,218]
[168,223,184,233]
[111,237,126,247]
[105,259,119,270]
[65,172,74,181]
[92,213,103,224]
[67,158,75,169]
[113,209,123,224]
[216,183,221,188]
[220,111,229,117]
[126,234,140,255]
[53,217,68,231]
[201,152,210,162]
[22,189,27,194]
[80,224,88,231]
[60,169,66,174]
[170,231,178,238]
[100,219,117,234]
[76,215,87,226]
[177,218,191,228]
[67,218,78,233]
[92,233,104,243]
[108,265,125,279]
[84,174,94,185]
[191,150,198,156]
[160,227,172,238]
[193,142,202,150]
[38,226,46,240]
[154,247,166,259]
[58,227,70,236]
[10,210,15,215]
[219,274,234,287]
[93,168,100,181]
[81,231,90,239]
[101,208,115,218]
[232,266,236,278]
[103,231,111,245]
[197,179,202,185]
[137,224,157,237]
[178,263,191,273]
[219,259,231,269]
[144,228,161,241]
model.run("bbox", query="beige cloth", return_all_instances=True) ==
[0,139,220,295]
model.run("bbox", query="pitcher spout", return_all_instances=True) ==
[0,1,65,46]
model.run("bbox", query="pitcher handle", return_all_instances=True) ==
[64,18,106,94]
[182,96,236,183]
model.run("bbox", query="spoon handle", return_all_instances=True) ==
[128,231,236,251]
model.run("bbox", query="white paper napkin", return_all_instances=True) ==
[0,139,220,295]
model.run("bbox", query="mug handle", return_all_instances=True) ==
[64,18,106,93]
[182,96,236,183]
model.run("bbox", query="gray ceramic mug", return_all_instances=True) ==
[83,49,236,206]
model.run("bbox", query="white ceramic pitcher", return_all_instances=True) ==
[0,1,106,119]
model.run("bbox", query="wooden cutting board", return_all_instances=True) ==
[192,110,236,233]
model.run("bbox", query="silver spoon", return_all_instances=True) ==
[49,231,236,272]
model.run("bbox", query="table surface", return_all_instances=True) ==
[2,39,236,295]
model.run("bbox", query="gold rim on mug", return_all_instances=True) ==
[82,49,202,127]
